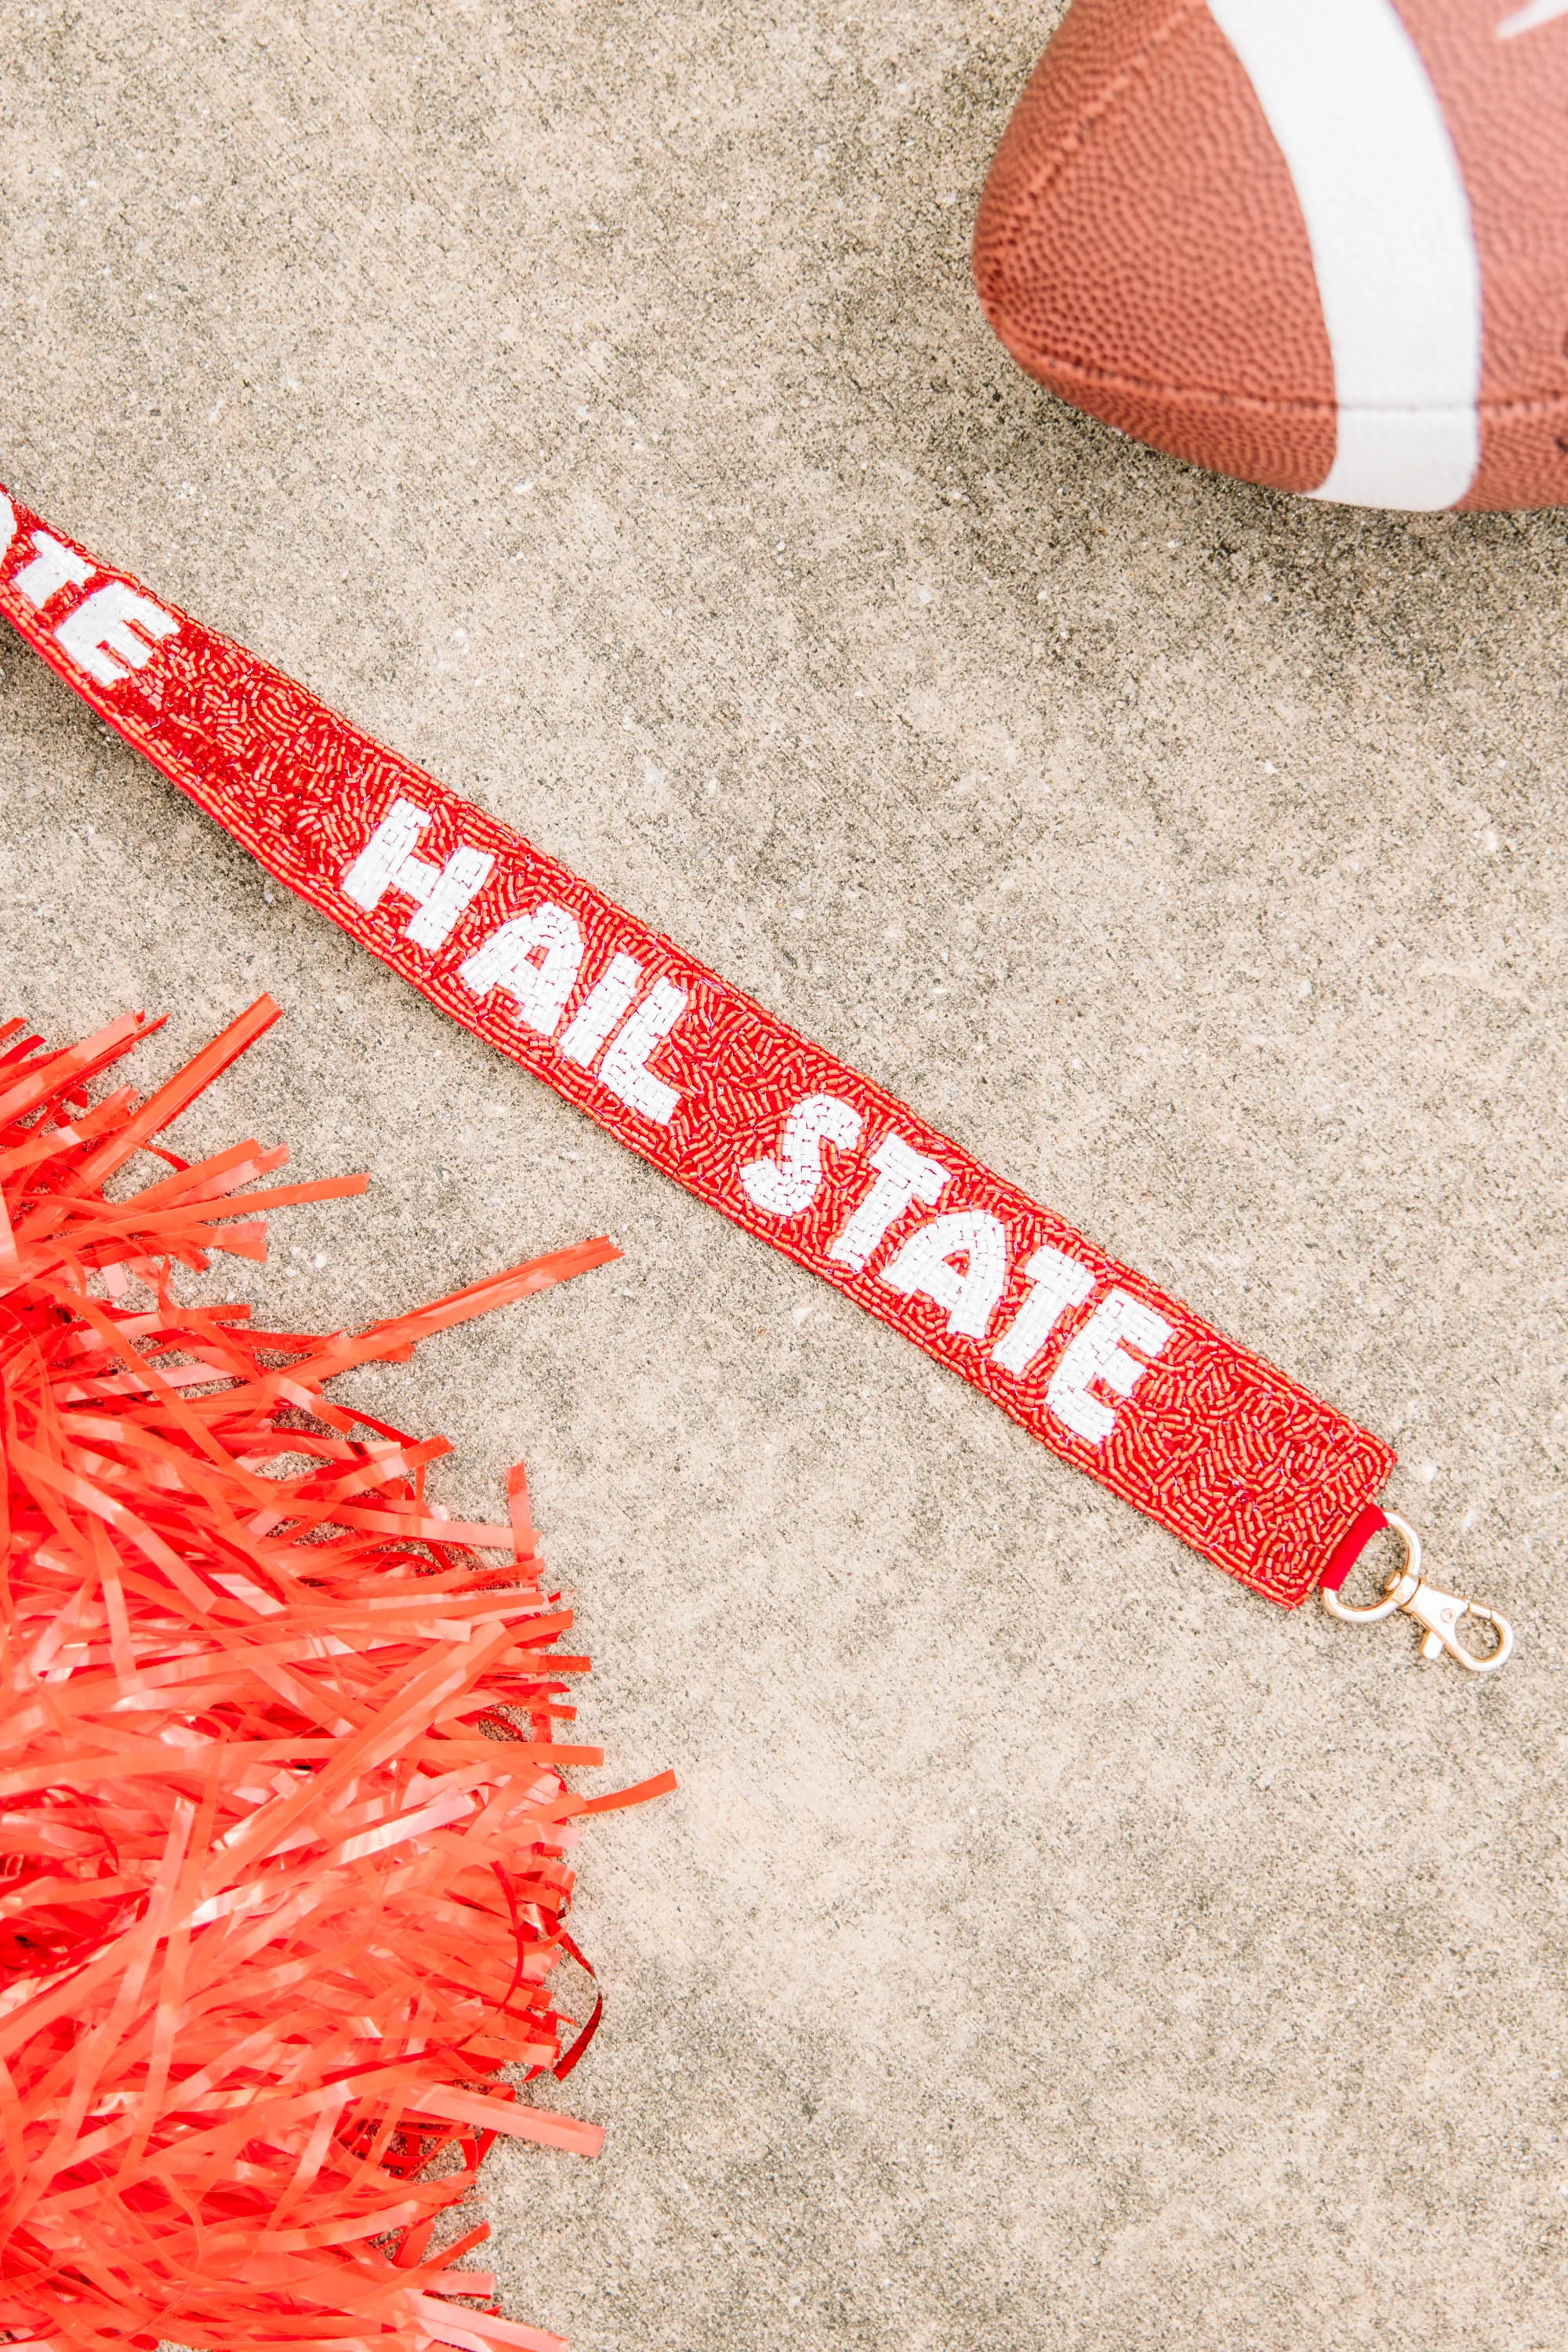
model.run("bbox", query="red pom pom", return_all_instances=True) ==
[0,999,671,2352]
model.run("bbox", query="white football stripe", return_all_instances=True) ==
[1497,1,1568,39]
[1207,0,1483,510]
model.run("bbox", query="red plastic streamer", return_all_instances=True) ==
[0,1000,672,2352]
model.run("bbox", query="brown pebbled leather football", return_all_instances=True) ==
[973,0,1568,511]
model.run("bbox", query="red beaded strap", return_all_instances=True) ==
[0,485,1394,1605]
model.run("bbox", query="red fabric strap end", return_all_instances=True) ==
[0,485,1397,1608]
[1317,1504,1390,1594]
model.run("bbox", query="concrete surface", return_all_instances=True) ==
[2,5,1565,2349]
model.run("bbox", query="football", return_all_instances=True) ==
[973,0,1568,512]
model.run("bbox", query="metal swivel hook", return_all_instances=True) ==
[1319,1512,1513,1674]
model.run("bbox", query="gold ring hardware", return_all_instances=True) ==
[1320,1512,1514,1674]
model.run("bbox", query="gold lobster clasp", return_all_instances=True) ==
[1320,1512,1513,1674]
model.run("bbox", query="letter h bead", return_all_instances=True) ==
[342,797,494,952]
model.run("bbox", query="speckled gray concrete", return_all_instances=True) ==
[2,5,1565,2348]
